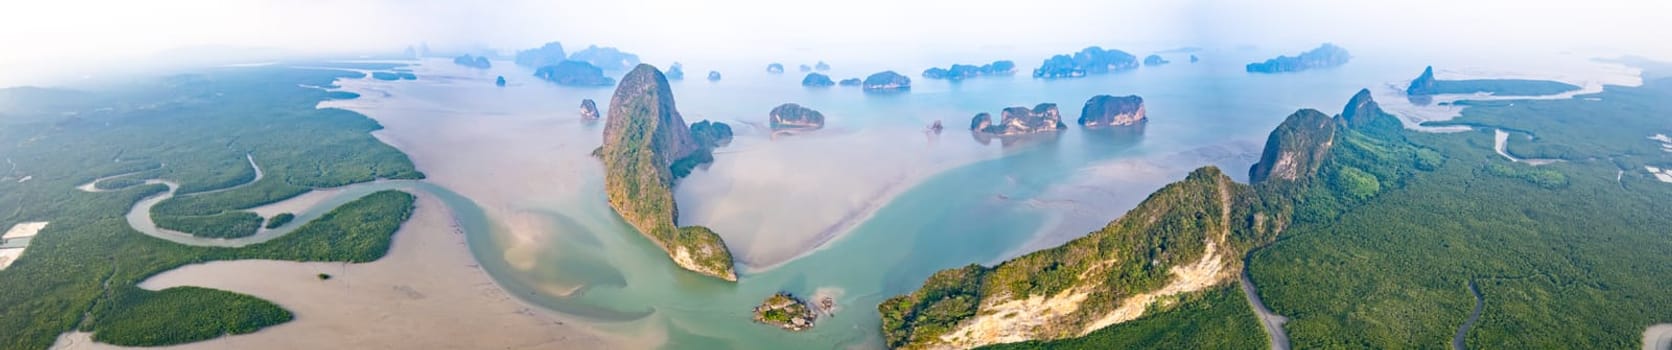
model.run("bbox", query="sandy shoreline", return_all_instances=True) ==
[1646,324,1672,350]
[52,192,615,350]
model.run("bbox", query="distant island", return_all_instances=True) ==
[1143,54,1169,66]
[690,120,734,148]
[534,61,615,87]
[495,76,506,87]
[753,292,818,331]
[453,54,491,69]
[862,71,910,92]
[667,62,685,80]
[1034,46,1138,79]
[579,99,599,120]
[969,103,1066,136]
[838,78,861,86]
[767,63,785,74]
[769,103,825,130]
[514,42,567,68]
[1190,54,1199,63]
[596,64,736,281]
[802,73,834,87]
[1245,43,1350,73]
[371,71,417,81]
[816,61,831,71]
[569,45,641,71]
[707,71,722,81]
[922,60,1016,80]
[1406,66,1580,96]
[1078,95,1146,128]
[798,64,812,72]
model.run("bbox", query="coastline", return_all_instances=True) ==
[51,192,616,350]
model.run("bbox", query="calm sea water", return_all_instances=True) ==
[340,49,1494,349]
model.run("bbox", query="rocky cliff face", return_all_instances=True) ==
[598,64,736,281]
[1406,66,1438,95]
[1339,88,1392,130]
[1249,109,1336,183]
[1077,95,1147,128]
[880,167,1265,349]
[770,103,825,130]
[863,71,911,92]
[969,104,1064,137]
[969,112,994,132]
[579,99,600,120]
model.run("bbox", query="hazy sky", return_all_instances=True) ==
[1,0,1668,85]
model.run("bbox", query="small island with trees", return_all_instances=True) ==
[753,292,818,331]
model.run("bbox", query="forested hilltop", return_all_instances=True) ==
[880,89,1428,349]
[0,64,425,349]
[882,68,1672,349]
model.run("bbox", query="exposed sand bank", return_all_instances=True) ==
[1,221,49,269]
[51,193,616,350]
[1493,129,1559,165]
[1646,324,1672,350]
[677,127,996,270]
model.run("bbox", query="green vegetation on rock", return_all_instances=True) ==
[881,89,1435,349]
[597,64,737,281]
[1251,75,1672,349]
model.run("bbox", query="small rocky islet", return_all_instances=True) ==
[801,73,834,87]
[752,292,819,331]
[862,71,911,92]
[769,103,824,131]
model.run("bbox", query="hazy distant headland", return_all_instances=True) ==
[1405,65,1580,96]
[1245,43,1350,73]
[452,54,491,69]
[922,60,1016,81]
[1033,46,1139,79]
[534,61,614,87]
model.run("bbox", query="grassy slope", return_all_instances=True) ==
[0,65,423,349]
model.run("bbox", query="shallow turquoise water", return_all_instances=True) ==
[363,50,1435,349]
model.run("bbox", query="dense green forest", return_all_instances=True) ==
[1251,76,1672,348]
[883,72,1671,349]
[0,64,424,349]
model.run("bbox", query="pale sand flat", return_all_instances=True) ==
[52,193,616,350]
